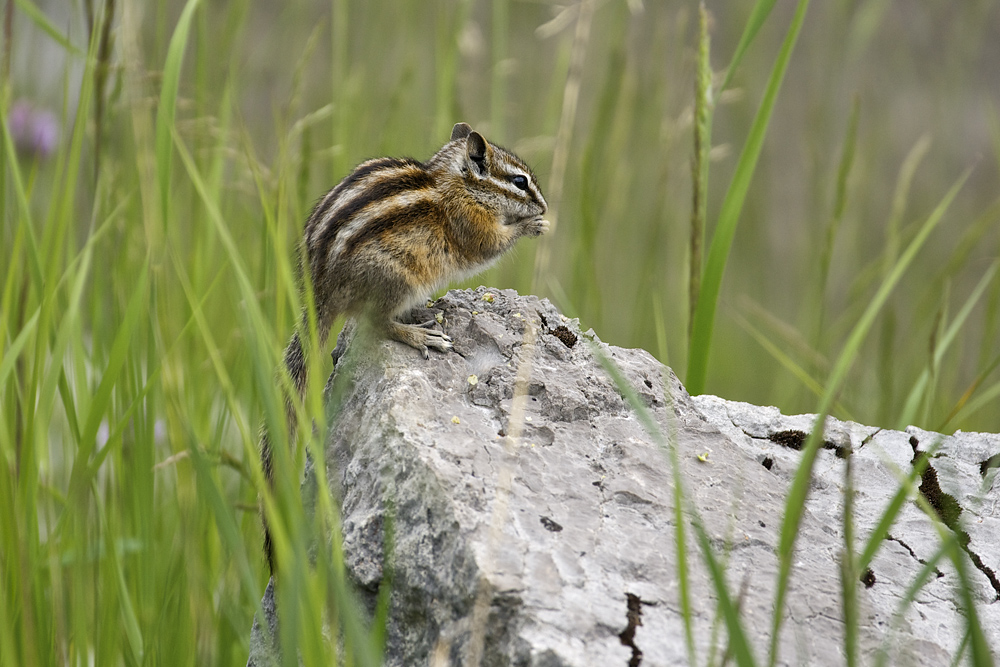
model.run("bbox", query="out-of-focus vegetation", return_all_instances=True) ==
[2,0,998,664]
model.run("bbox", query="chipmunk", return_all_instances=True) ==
[261,122,548,571]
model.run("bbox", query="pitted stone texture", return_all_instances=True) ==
[248,288,1000,667]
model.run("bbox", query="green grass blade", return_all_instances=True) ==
[840,449,858,667]
[0,103,45,290]
[734,311,853,420]
[55,369,81,447]
[686,0,810,395]
[690,518,759,667]
[652,294,670,367]
[946,537,995,666]
[155,0,201,227]
[13,0,85,57]
[0,309,39,389]
[884,135,932,274]
[433,1,470,142]
[897,260,998,429]
[689,2,712,341]
[719,0,779,94]
[44,16,100,289]
[81,264,149,447]
[814,95,860,346]
[768,171,968,666]
[490,0,509,144]
[671,457,696,666]
[34,229,96,461]
[938,352,1000,430]
[187,436,264,614]
[102,500,145,662]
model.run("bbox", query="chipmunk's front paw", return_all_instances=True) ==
[524,217,550,237]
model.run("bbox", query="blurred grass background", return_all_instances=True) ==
[2,0,999,664]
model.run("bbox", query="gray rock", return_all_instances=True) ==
[248,288,1000,666]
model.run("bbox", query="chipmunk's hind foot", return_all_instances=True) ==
[386,320,453,359]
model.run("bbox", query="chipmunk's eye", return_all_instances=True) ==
[510,175,529,191]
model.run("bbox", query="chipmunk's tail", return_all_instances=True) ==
[260,320,328,573]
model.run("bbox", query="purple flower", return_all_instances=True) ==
[9,99,59,159]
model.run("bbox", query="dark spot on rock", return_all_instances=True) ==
[770,430,806,450]
[613,490,653,507]
[549,325,578,348]
[540,516,563,532]
[758,520,766,528]
[909,435,920,450]
[498,429,506,437]
[619,593,644,667]
[769,430,848,458]
[980,453,1000,478]
[761,457,773,470]
[643,378,653,389]
[912,450,962,528]
[861,568,876,588]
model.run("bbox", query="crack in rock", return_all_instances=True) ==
[618,593,645,667]
[909,436,1000,601]
[887,534,944,580]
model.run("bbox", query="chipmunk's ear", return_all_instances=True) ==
[451,122,473,141]
[466,131,488,175]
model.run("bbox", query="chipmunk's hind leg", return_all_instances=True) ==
[412,316,442,328]
[357,268,453,358]
[378,298,453,359]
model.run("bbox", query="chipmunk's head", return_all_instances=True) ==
[448,122,547,225]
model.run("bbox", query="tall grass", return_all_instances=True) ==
[686,0,806,395]
[2,0,999,664]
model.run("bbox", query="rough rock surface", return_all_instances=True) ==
[248,288,1000,666]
